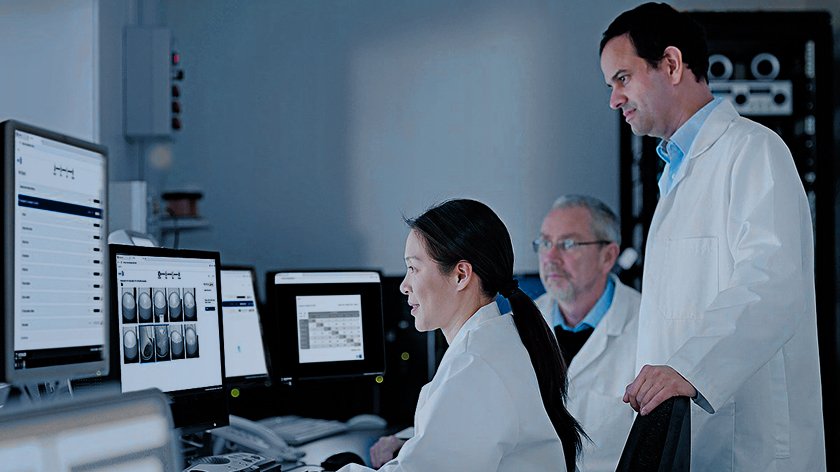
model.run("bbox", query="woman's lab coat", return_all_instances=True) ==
[340,302,567,472]
[638,100,825,471]
[536,274,640,471]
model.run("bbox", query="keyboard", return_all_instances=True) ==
[258,415,349,446]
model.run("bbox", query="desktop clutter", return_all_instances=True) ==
[0,119,397,472]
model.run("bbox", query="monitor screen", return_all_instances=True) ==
[221,267,269,382]
[0,389,180,471]
[110,244,228,432]
[271,271,385,381]
[1,120,109,385]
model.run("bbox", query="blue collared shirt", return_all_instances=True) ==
[656,97,723,196]
[552,276,615,332]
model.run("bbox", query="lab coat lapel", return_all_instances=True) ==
[567,326,605,381]
[686,100,739,162]
[647,100,739,235]
[567,278,628,381]
[416,303,499,411]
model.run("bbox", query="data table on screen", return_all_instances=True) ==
[12,129,106,368]
[296,294,365,364]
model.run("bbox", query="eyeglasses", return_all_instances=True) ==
[532,238,611,253]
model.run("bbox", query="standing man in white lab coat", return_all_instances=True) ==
[599,3,825,471]
[533,195,639,472]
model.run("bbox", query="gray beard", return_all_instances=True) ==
[551,283,577,304]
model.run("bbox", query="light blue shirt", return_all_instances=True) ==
[552,276,615,332]
[656,97,723,196]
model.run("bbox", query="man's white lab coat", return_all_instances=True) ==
[638,100,825,470]
[536,274,640,471]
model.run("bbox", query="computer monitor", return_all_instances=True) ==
[1,120,109,386]
[221,266,270,383]
[110,244,228,432]
[271,271,386,382]
[0,388,181,470]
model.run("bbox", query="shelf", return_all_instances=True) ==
[158,217,210,232]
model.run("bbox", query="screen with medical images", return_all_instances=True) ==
[114,250,223,394]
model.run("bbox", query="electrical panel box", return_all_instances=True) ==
[125,27,171,138]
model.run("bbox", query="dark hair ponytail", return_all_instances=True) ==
[506,288,584,471]
[406,199,584,471]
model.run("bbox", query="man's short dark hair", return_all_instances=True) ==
[599,2,709,83]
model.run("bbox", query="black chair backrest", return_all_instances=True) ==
[615,396,691,472]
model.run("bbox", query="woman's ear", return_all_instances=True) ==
[453,260,473,292]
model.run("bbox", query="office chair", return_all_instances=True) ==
[615,396,691,472]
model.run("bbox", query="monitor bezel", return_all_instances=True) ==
[220,265,272,385]
[109,243,228,433]
[270,270,386,382]
[1,119,109,385]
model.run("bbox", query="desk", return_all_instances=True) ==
[279,428,388,471]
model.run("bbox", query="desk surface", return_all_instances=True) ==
[279,428,387,471]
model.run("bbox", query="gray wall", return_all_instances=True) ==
[99,0,143,182]
[158,0,629,278]
[158,0,840,281]
[0,1,98,141]
[0,0,146,183]
[4,0,840,283]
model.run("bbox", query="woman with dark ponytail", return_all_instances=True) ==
[343,199,583,472]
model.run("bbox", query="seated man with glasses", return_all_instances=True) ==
[533,194,640,472]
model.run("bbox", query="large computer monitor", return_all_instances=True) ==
[270,271,385,382]
[220,266,270,383]
[1,120,109,386]
[0,388,181,470]
[110,244,228,432]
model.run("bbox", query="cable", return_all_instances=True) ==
[283,464,324,471]
[166,207,180,249]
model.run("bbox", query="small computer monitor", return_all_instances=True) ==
[270,271,386,382]
[1,120,109,385]
[220,266,270,383]
[110,244,228,432]
[0,388,181,470]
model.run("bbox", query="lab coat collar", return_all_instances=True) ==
[594,276,631,337]
[545,274,628,338]
[567,275,633,379]
[447,301,502,348]
[654,100,739,205]
[685,99,739,162]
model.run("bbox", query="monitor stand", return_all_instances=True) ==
[17,379,74,404]
[0,383,11,408]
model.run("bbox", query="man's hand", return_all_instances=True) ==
[623,364,697,415]
[369,435,406,468]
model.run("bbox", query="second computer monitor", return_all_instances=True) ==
[110,244,227,432]
[271,271,385,382]
[220,267,269,383]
